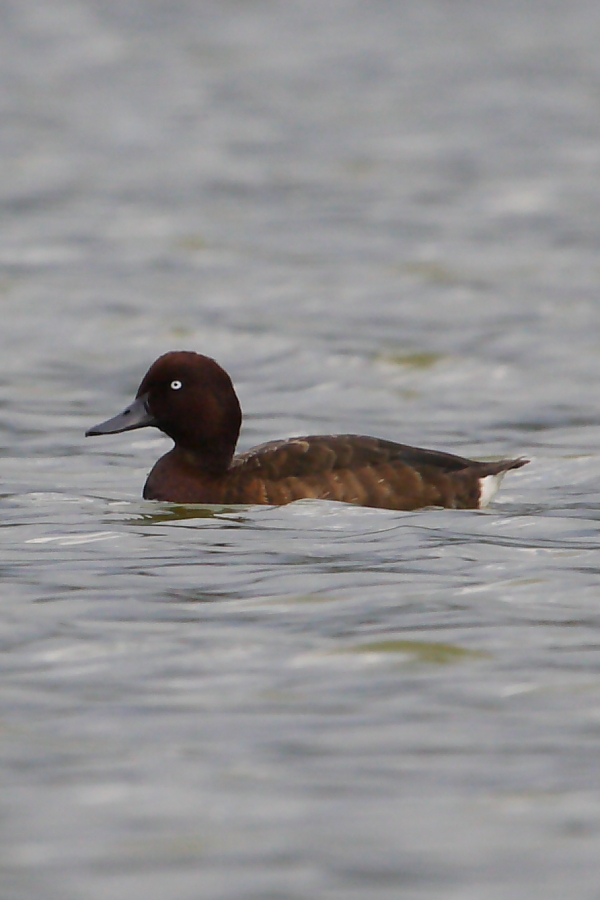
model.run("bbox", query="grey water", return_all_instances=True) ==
[3,1,600,897]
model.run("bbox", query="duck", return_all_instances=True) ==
[86,351,528,508]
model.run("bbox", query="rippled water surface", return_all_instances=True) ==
[3,1,600,898]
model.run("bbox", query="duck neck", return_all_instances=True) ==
[174,442,234,475]
[160,379,242,474]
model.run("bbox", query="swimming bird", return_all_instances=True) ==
[86,351,528,508]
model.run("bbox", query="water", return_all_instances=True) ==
[3,0,600,897]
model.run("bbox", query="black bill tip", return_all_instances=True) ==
[86,394,156,436]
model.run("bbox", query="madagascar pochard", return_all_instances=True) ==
[86,351,528,508]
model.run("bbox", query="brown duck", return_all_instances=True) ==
[86,351,528,508]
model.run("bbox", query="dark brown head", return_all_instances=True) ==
[86,351,242,472]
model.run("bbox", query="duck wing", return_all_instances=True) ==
[229,435,527,509]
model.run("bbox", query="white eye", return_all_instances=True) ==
[170,380,182,391]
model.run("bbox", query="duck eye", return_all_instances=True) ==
[170,380,183,391]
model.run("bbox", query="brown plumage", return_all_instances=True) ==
[86,351,528,509]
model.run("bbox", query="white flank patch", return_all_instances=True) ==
[478,473,506,508]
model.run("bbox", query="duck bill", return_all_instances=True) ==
[85,394,156,436]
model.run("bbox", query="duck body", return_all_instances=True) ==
[142,435,525,508]
[86,351,527,510]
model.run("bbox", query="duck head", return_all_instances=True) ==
[86,351,242,473]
